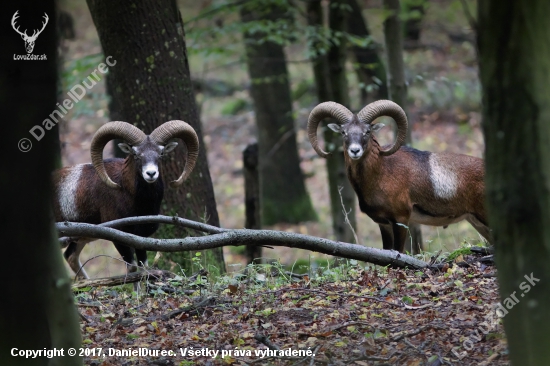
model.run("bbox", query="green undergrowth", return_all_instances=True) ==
[74,239,490,303]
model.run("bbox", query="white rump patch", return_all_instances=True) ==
[429,154,457,199]
[59,164,84,220]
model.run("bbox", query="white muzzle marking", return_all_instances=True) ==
[142,163,159,183]
[348,143,364,160]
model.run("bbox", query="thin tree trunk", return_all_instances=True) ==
[87,0,225,275]
[383,0,423,254]
[307,0,358,243]
[345,0,388,103]
[240,2,317,226]
[403,1,425,44]
[479,1,550,364]
[1,3,82,365]
[243,143,262,263]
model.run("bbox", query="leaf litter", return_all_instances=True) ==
[76,259,508,365]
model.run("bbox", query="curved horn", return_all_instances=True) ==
[150,120,199,188]
[357,100,408,156]
[307,102,354,158]
[90,121,146,188]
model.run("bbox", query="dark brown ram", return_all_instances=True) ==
[53,120,199,279]
[308,100,490,252]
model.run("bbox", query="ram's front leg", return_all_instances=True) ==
[379,224,394,250]
[392,220,410,253]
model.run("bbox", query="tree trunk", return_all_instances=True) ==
[383,0,423,254]
[479,1,550,364]
[240,2,318,226]
[403,0,425,43]
[1,2,82,365]
[87,0,225,275]
[306,0,358,243]
[243,143,262,263]
[105,70,126,159]
[345,0,388,103]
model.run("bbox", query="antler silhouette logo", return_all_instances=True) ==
[12,11,49,54]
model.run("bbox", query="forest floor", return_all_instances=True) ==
[76,255,508,365]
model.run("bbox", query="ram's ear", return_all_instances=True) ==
[371,123,386,133]
[327,123,342,133]
[118,143,133,154]
[163,141,178,154]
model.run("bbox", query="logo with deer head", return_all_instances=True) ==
[12,11,49,54]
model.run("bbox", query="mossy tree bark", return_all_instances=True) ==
[383,0,423,254]
[306,0,358,243]
[87,0,225,275]
[479,1,550,364]
[0,2,82,365]
[240,2,317,226]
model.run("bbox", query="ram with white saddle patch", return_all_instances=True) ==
[307,100,490,252]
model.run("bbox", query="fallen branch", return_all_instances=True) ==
[72,270,175,289]
[56,217,428,269]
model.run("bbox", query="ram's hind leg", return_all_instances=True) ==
[467,214,493,245]
[113,242,147,294]
[113,242,137,274]
[136,249,148,269]
[64,241,89,280]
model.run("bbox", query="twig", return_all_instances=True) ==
[322,321,376,334]
[386,324,444,343]
[262,287,431,309]
[338,186,359,245]
[308,345,321,366]
[403,338,418,351]
[76,302,102,308]
[429,250,443,266]
[348,354,392,363]
[254,333,280,350]
[188,269,209,282]
[72,270,176,289]
[161,296,216,320]
[264,129,296,161]
[74,254,130,281]
[79,312,91,323]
